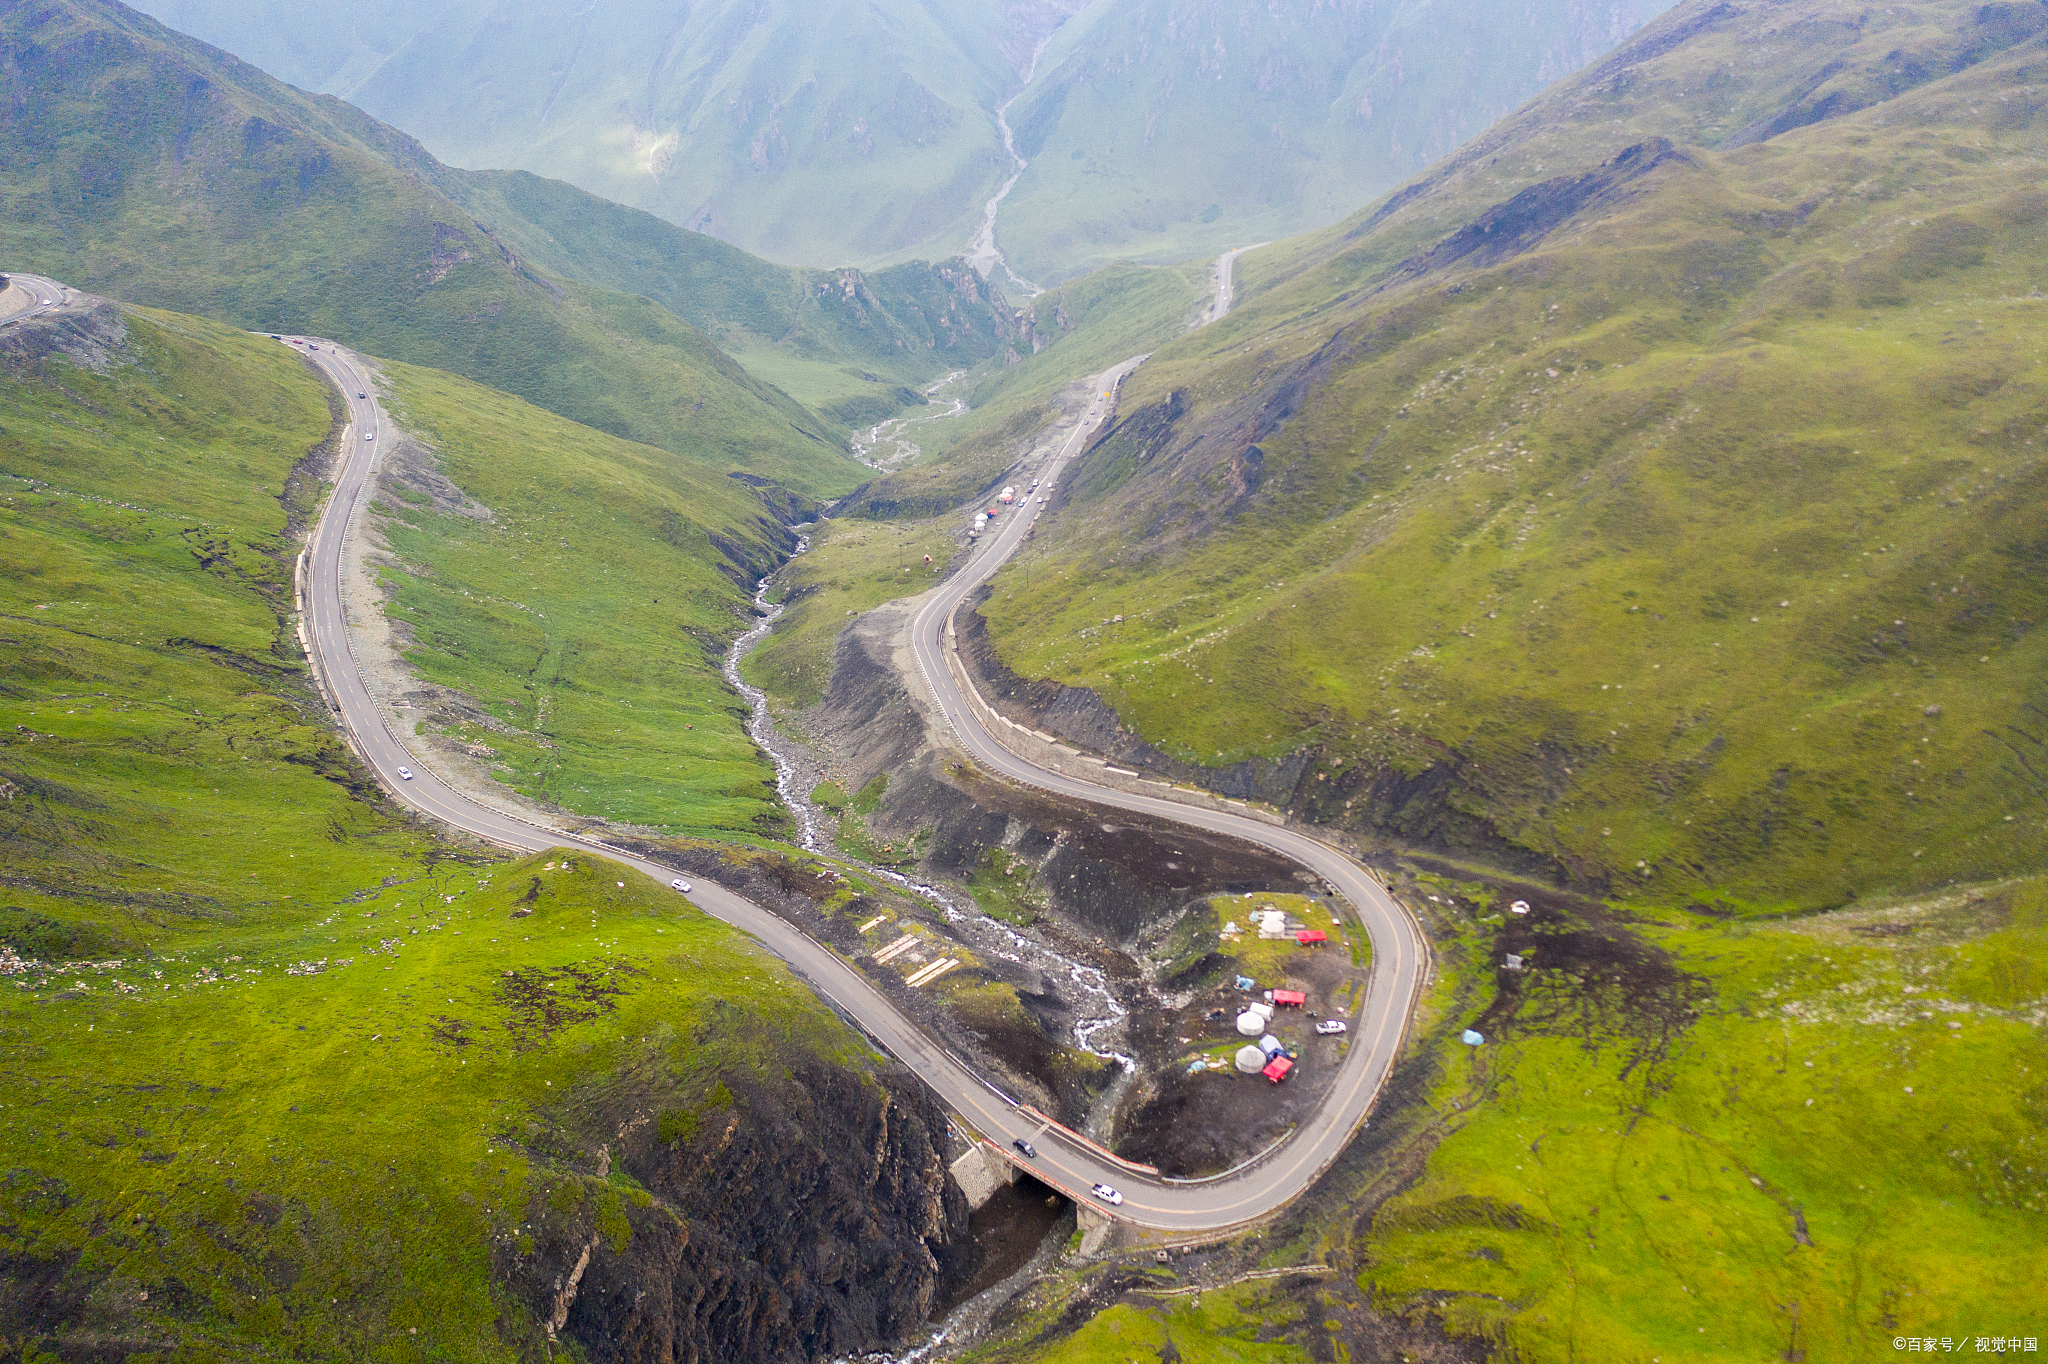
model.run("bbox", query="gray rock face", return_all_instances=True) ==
[502,1048,968,1364]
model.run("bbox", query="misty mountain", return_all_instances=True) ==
[121,0,1670,274]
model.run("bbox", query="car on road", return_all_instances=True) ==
[396,766,413,781]
[1089,1183,1123,1206]
[670,878,692,893]
[1315,1019,1348,1035]
[1011,1138,1037,1159]
[358,392,367,399]
[364,432,374,440]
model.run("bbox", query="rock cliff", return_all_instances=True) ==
[498,1041,967,1364]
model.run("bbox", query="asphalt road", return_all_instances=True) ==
[0,273,72,327]
[283,334,1424,1234]
[907,360,1430,1225]
[1205,245,1265,323]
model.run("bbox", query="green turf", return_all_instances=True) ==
[742,516,958,710]
[372,359,793,839]
[975,1280,1309,1364]
[1358,874,2048,1359]
[0,297,904,1360]
[1,843,865,1359]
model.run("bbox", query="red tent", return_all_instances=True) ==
[1262,1056,1294,1083]
[1271,989,1306,1008]
[1295,929,1329,946]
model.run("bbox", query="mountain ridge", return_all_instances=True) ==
[0,0,1028,495]
[973,0,2048,914]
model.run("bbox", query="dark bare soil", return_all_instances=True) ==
[1114,940,1367,1177]
[1432,860,1714,1077]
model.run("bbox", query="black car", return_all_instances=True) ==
[1011,1138,1038,1159]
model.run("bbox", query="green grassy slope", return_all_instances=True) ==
[430,168,1024,421]
[0,0,880,496]
[372,359,795,839]
[123,0,436,97]
[0,302,945,1360]
[1354,876,2048,1359]
[994,0,1675,283]
[1227,0,2048,307]
[978,0,2048,916]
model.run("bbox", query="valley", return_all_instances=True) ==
[2,0,2044,1360]
[283,314,1429,1235]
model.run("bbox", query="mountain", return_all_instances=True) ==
[994,0,1678,282]
[114,0,455,97]
[937,0,2048,1358]
[0,0,1024,493]
[0,296,965,1360]
[969,0,2048,915]
[118,0,1671,274]
[125,0,1087,268]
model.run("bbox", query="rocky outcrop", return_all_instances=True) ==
[499,1042,968,1364]
[0,292,128,372]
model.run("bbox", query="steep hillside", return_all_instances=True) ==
[976,0,2048,916]
[121,0,452,97]
[994,0,1675,282]
[0,300,964,1360]
[0,0,1022,491]
[366,357,808,840]
[437,167,1021,428]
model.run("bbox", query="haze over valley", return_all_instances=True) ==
[1,0,2043,1360]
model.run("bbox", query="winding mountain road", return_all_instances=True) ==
[1204,245,1265,324]
[0,273,71,326]
[282,329,1426,1235]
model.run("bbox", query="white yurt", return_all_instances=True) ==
[1236,1011,1266,1036]
[1234,1045,1267,1073]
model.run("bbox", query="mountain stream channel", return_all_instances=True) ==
[724,533,1133,1361]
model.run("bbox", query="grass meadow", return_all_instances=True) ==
[373,360,798,839]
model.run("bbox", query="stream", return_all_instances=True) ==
[722,536,1135,1073]
[962,39,1054,295]
[851,369,969,469]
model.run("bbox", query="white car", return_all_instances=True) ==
[1316,1019,1348,1036]
[1089,1183,1123,1206]
[364,432,374,440]
[670,878,692,893]
[396,766,413,781]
